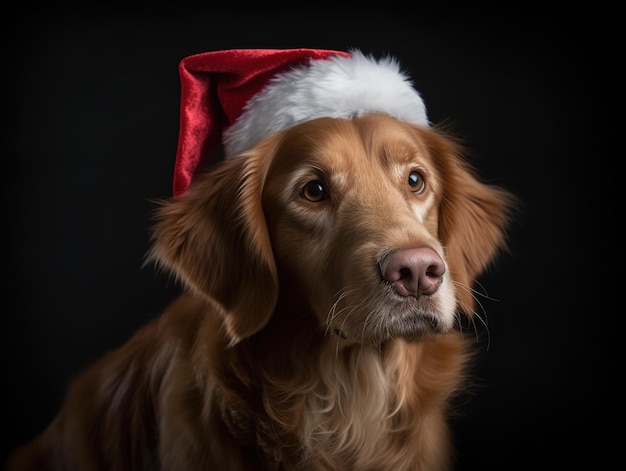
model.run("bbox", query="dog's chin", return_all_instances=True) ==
[389,314,447,342]
[334,311,449,346]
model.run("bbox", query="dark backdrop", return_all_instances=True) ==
[4,9,617,470]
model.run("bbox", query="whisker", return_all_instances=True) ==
[471,309,491,350]
[326,288,367,359]
[453,280,494,350]
[466,277,502,303]
[325,288,351,336]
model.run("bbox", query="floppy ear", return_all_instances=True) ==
[148,138,279,344]
[423,126,515,314]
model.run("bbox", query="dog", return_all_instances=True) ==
[8,113,513,470]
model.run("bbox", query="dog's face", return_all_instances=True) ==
[151,114,512,345]
[262,115,456,344]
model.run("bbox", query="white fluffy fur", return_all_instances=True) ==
[223,49,429,158]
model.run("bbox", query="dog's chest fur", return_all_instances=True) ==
[208,314,467,470]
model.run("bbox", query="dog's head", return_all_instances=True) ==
[149,114,513,345]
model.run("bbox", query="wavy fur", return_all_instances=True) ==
[8,114,513,471]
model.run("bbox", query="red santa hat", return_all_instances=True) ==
[172,48,429,198]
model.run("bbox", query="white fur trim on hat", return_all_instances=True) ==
[223,49,428,158]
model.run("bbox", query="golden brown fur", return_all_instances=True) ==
[8,114,514,470]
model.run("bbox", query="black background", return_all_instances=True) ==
[4,9,617,470]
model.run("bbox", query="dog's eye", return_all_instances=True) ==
[408,171,426,194]
[302,180,326,202]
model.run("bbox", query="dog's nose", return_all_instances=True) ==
[381,247,445,298]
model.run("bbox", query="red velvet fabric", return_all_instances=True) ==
[173,48,350,198]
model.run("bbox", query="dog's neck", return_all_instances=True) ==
[211,296,466,469]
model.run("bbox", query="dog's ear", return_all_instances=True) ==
[148,138,279,344]
[424,127,515,314]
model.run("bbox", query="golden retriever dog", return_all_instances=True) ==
[8,114,513,470]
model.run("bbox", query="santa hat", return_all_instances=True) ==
[172,48,429,198]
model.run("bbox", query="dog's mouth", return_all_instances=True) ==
[390,311,446,340]
[325,265,454,345]
[331,307,446,345]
